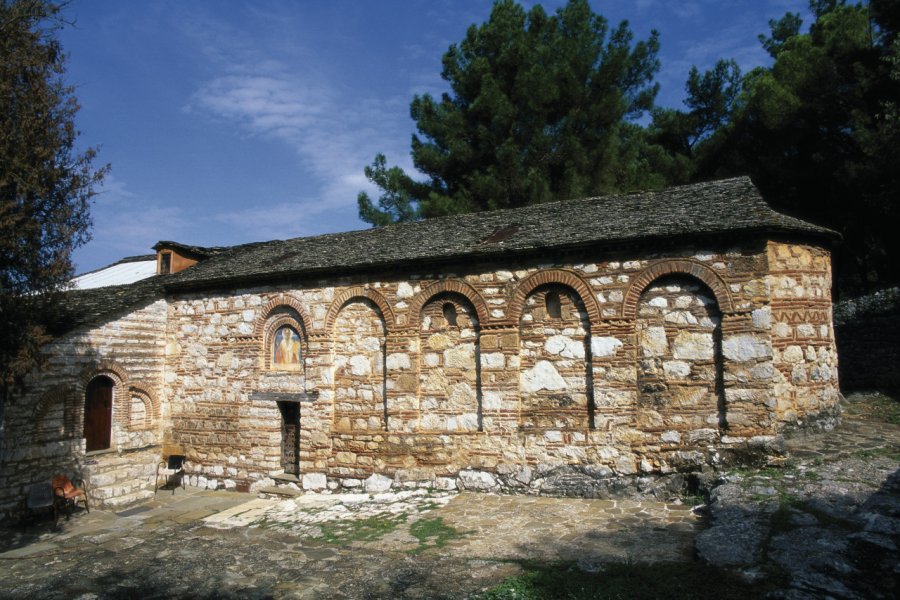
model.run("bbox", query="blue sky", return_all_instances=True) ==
[60,0,810,273]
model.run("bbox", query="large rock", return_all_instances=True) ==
[458,469,498,491]
[695,506,768,567]
[521,360,567,393]
[722,335,771,362]
[364,473,393,493]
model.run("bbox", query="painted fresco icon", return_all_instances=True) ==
[273,326,302,367]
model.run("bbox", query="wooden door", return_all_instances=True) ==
[84,376,113,451]
[278,401,300,475]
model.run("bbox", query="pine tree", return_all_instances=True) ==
[358,0,662,224]
[0,0,107,435]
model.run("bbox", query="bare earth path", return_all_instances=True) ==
[1,393,897,599]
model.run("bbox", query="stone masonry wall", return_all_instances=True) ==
[1,300,168,516]
[767,241,840,425]
[834,287,900,393]
[163,240,839,495]
[636,277,724,444]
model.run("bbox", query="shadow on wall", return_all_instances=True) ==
[834,287,900,394]
[1,343,159,522]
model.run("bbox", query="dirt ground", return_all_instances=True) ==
[1,392,897,599]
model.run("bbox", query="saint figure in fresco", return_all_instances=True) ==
[274,327,301,365]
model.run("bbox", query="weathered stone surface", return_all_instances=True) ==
[640,326,669,356]
[722,335,771,361]
[672,331,714,360]
[364,473,393,493]
[544,335,585,359]
[302,473,327,490]
[458,470,498,491]
[591,336,623,357]
[521,360,567,393]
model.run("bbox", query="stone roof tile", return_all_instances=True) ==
[165,177,836,290]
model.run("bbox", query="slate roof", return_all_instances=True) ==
[53,276,168,335]
[164,176,836,291]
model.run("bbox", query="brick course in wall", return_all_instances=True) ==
[156,241,839,495]
[1,178,843,511]
[1,300,167,514]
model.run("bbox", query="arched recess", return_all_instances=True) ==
[77,361,129,394]
[260,305,310,372]
[332,297,388,432]
[408,280,490,330]
[634,274,726,438]
[418,292,483,432]
[253,293,314,338]
[127,385,159,430]
[518,284,595,430]
[623,260,733,319]
[325,287,395,333]
[509,269,601,325]
[32,385,77,440]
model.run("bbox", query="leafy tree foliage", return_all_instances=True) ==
[358,0,663,224]
[364,0,898,295]
[730,0,898,294]
[655,0,899,295]
[648,59,742,183]
[0,1,107,413]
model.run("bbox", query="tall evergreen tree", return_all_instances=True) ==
[654,0,900,294]
[0,0,107,438]
[358,0,662,225]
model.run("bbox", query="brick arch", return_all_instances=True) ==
[77,360,129,395]
[622,259,733,319]
[508,269,601,325]
[324,287,395,334]
[32,385,75,436]
[128,385,160,429]
[77,361,130,444]
[408,279,490,327]
[253,293,313,337]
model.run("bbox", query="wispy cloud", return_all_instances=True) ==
[182,10,414,218]
[75,199,188,271]
[210,200,326,241]
[93,173,136,205]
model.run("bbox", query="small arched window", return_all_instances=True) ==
[545,292,562,319]
[442,302,458,327]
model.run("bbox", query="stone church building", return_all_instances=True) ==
[1,177,840,512]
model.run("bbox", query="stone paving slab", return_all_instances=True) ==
[1,394,897,599]
[0,482,702,599]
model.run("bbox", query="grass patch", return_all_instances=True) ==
[801,469,822,481]
[857,446,900,461]
[316,512,406,545]
[407,516,468,555]
[417,500,443,512]
[845,392,900,424]
[473,561,776,599]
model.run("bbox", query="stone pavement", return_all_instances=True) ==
[1,393,897,599]
[0,481,701,598]
[697,393,900,599]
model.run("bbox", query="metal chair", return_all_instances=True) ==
[51,474,90,518]
[25,482,58,524]
[155,454,186,494]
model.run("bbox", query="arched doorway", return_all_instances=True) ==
[84,376,114,451]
